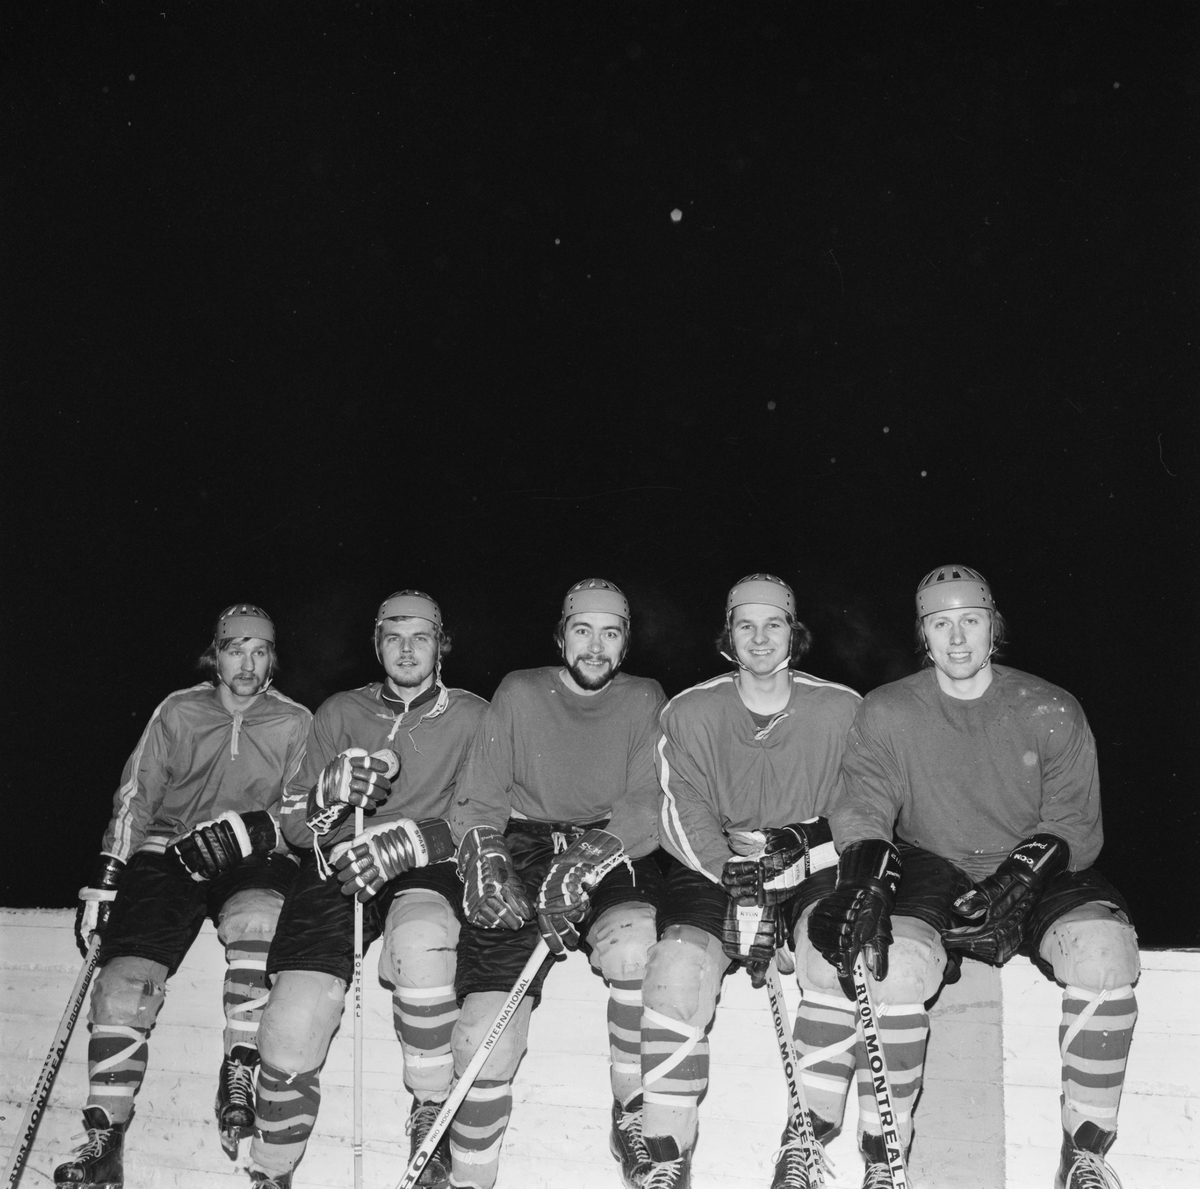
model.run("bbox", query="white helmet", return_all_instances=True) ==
[726,573,795,619]
[215,604,274,644]
[915,565,994,617]
[375,590,442,630]
[562,578,630,620]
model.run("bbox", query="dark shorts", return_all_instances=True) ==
[455,819,665,1005]
[100,849,299,976]
[268,850,465,984]
[892,841,1133,980]
[656,854,836,950]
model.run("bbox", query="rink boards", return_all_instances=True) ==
[1,908,1196,1189]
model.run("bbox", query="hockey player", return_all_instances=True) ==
[246,591,486,1189]
[809,564,1139,1189]
[645,574,861,1189]
[56,604,311,1187]
[446,578,667,1189]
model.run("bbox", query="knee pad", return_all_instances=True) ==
[217,887,284,946]
[89,955,169,1029]
[643,925,724,1027]
[257,970,346,1073]
[794,906,843,993]
[1040,905,1140,991]
[378,889,460,989]
[880,916,946,1005]
[587,901,657,983]
[451,993,532,1082]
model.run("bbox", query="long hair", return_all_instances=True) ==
[197,637,279,683]
[716,614,813,667]
[915,609,1008,666]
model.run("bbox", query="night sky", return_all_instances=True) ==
[4,3,1196,946]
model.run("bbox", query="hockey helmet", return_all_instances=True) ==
[562,578,630,620]
[375,590,442,630]
[915,565,994,617]
[215,604,274,644]
[726,574,795,619]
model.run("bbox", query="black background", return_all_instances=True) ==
[3,3,1196,946]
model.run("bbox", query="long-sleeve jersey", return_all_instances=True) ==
[832,664,1103,880]
[449,667,667,858]
[279,682,487,851]
[657,670,861,882]
[102,682,312,861]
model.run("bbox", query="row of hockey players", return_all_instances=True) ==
[58,568,1138,1189]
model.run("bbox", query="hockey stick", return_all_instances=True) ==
[391,938,552,1189]
[353,803,365,1189]
[763,958,825,1188]
[852,954,908,1189]
[4,934,102,1188]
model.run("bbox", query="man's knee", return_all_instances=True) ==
[258,970,346,1073]
[451,993,532,1082]
[1040,903,1140,991]
[89,956,169,1029]
[379,890,460,988]
[792,910,945,1003]
[643,924,724,1027]
[587,901,656,983]
[217,887,284,946]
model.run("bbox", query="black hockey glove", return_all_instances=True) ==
[170,810,279,881]
[722,897,782,988]
[305,748,398,837]
[722,818,837,906]
[536,829,630,955]
[332,817,455,902]
[458,826,535,931]
[75,855,126,958]
[806,839,901,1000]
[944,834,1070,965]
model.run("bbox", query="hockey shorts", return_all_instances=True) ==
[455,818,665,1006]
[267,849,465,985]
[99,849,299,976]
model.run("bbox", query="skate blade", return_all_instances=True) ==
[219,1128,250,1161]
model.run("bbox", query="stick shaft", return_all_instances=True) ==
[4,935,101,1189]
[353,806,365,1189]
[852,954,908,1189]
[763,960,824,1188]
[393,938,550,1189]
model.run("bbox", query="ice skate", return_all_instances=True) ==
[860,1133,900,1189]
[609,1093,650,1188]
[1055,1122,1122,1189]
[248,1171,293,1189]
[54,1107,126,1187]
[639,1135,691,1189]
[769,1112,834,1189]
[216,1045,259,1159]
[407,1098,452,1189]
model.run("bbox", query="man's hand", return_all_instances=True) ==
[945,834,1070,964]
[170,811,278,881]
[724,818,837,905]
[536,829,627,955]
[806,839,901,999]
[305,748,399,836]
[332,817,455,902]
[722,898,781,988]
[75,855,126,958]
[458,826,534,930]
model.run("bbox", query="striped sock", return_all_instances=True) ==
[793,987,857,1129]
[394,982,459,1099]
[449,1077,511,1189]
[223,937,272,1055]
[856,1002,928,1147]
[250,1059,321,1176]
[641,1005,707,1149]
[607,976,644,1105]
[1060,984,1137,1136]
[86,1024,150,1125]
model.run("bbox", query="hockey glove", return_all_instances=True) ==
[722,897,782,988]
[305,748,399,837]
[944,834,1070,965]
[458,826,535,931]
[806,839,901,999]
[723,818,837,905]
[75,855,125,958]
[332,817,456,902]
[536,828,629,955]
[170,811,279,881]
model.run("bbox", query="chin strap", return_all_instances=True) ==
[721,650,790,677]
